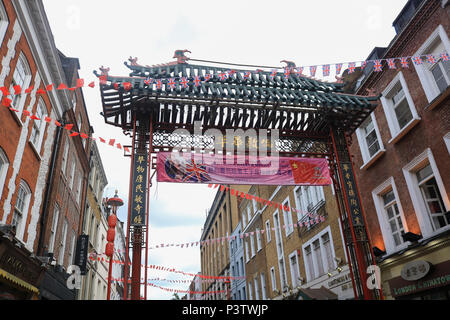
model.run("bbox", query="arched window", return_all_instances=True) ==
[0,1,9,45]
[0,147,9,200]
[30,98,48,153]
[10,53,32,115]
[12,180,31,236]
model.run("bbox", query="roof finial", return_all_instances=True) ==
[173,49,191,64]
[128,56,138,66]
[280,60,296,69]
[99,66,110,76]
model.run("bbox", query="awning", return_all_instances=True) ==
[0,268,39,294]
[296,286,338,300]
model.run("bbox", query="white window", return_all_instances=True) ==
[250,234,255,257]
[77,113,82,131]
[61,139,69,176]
[72,92,77,109]
[252,197,258,214]
[12,180,31,237]
[260,273,267,300]
[444,132,450,155]
[294,186,325,226]
[69,160,76,190]
[48,205,60,253]
[254,277,260,300]
[382,190,406,247]
[302,227,336,282]
[0,148,9,200]
[380,72,420,144]
[0,1,9,46]
[248,281,253,300]
[58,218,68,266]
[289,251,301,288]
[68,231,76,265]
[355,113,385,168]
[245,240,249,262]
[76,173,82,205]
[278,257,288,291]
[372,177,408,254]
[265,220,271,242]
[256,228,262,251]
[282,197,294,236]
[270,267,277,291]
[10,53,31,116]
[246,204,252,224]
[402,148,450,238]
[242,212,247,228]
[414,25,450,103]
[416,164,449,230]
[30,99,47,152]
[273,211,284,258]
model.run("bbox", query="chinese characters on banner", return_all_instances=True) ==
[156,152,332,186]
[130,152,148,226]
[340,162,364,227]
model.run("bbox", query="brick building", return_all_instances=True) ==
[347,0,450,300]
[200,185,249,300]
[240,185,351,300]
[0,0,75,299]
[78,140,109,300]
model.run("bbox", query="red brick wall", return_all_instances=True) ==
[349,1,450,250]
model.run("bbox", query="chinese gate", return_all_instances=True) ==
[95,51,383,300]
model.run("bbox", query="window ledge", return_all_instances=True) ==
[360,148,386,171]
[388,117,421,145]
[28,141,42,161]
[424,86,450,111]
[10,107,24,127]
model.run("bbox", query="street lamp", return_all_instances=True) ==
[106,190,124,300]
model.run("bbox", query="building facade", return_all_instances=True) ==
[229,221,247,300]
[110,214,126,300]
[0,0,76,300]
[78,140,109,300]
[200,185,250,300]
[348,0,450,300]
[240,185,353,300]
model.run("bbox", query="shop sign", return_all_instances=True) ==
[401,260,431,281]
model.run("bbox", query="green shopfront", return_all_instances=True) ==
[388,260,450,300]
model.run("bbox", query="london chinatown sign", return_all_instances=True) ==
[130,152,148,226]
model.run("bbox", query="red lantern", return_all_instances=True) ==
[105,242,114,257]
[107,228,116,242]
[108,214,117,228]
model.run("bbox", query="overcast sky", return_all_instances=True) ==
[42,0,408,300]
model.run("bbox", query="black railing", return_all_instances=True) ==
[297,199,327,236]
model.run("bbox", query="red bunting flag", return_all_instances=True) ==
[80,133,88,139]
[57,83,68,90]
[64,124,74,131]
[116,143,122,149]
[2,98,11,107]
[88,81,95,88]
[70,132,79,137]
[123,82,131,91]
[108,139,115,146]
[30,114,40,120]
[76,78,84,88]
[36,88,46,94]
[23,110,31,116]
[0,87,10,96]
[99,137,106,143]
[54,120,62,127]
[25,86,34,93]
[13,85,21,95]
[46,84,54,91]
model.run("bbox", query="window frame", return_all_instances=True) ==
[380,71,421,144]
[288,250,301,289]
[0,1,9,45]
[48,204,60,253]
[10,53,32,119]
[413,25,450,103]
[282,196,294,236]
[0,148,9,201]
[355,112,385,169]
[402,148,450,238]
[12,180,31,239]
[371,177,409,255]
[270,266,277,292]
[29,98,48,154]
[265,220,271,243]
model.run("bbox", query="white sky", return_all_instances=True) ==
[42,0,408,300]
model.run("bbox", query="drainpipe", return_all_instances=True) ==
[37,112,66,256]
